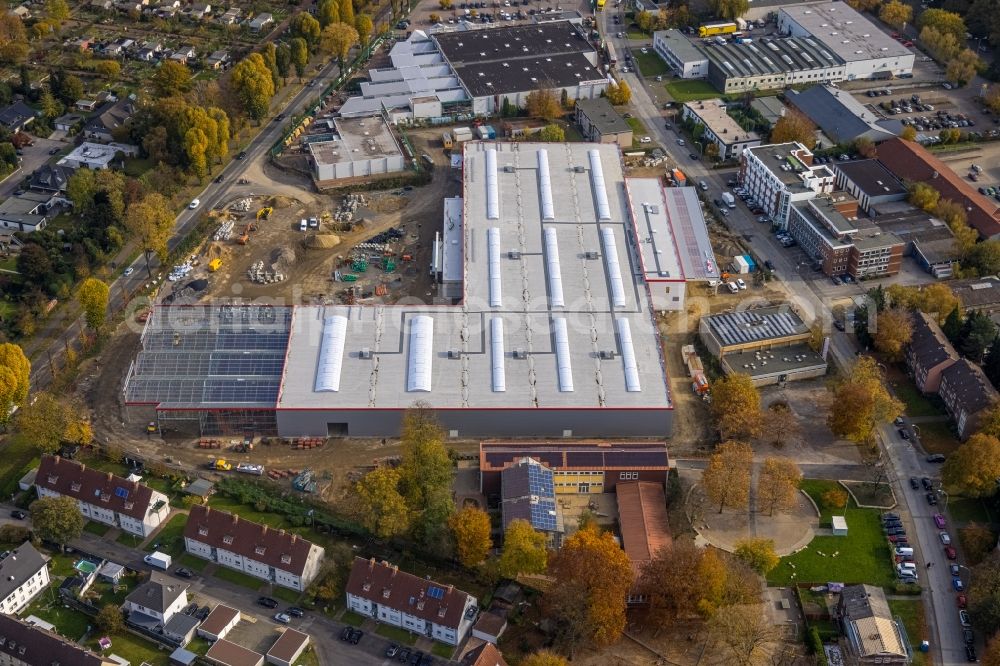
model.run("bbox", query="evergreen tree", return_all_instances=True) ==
[983,336,1000,389]
[958,310,997,363]
[943,305,963,343]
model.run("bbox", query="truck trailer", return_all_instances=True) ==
[698,21,738,38]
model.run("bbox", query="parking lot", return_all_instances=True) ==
[405,0,590,27]
[0,134,66,198]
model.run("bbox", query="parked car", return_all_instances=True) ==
[927,492,938,505]
[951,563,961,576]
[954,578,965,591]
[396,647,411,662]
[123,266,134,277]
[883,513,900,521]
[174,567,193,578]
[735,278,747,290]
[966,644,978,662]
[349,629,363,644]
[945,546,957,560]
[960,610,972,627]
[964,628,975,645]
[273,613,291,624]
[957,593,967,608]
[898,428,909,440]
[339,626,353,641]
[940,532,952,545]
[257,597,279,609]
[921,477,933,490]
[834,320,846,331]
[188,199,200,209]
[934,514,947,528]
[926,454,946,463]
[287,607,304,618]
[764,260,775,271]
[909,477,919,489]
[386,644,400,658]
[9,511,25,520]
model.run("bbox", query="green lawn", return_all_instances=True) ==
[46,551,80,578]
[888,598,929,666]
[916,421,961,456]
[178,552,209,572]
[949,498,993,526]
[664,79,719,102]
[800,479,843,526]
[626,30,649,40]
[87,579,132,606]
[0,436,40,498]
[432,642,455,659]
[633,51,669,77]
[340,610,366,627]
[86,632,167,666]
[376,623,417,645]
[295,645,321,666]
[273,586,302,604]
[145,513,188,556]
[84,521,111,537]
[208,496,293,530]
[117,530,144,548]
[186,637,212,655]
[24,596,90,640]
[625,116,651,150]
[213,566,264,590]
[891,379,944,417]
[770,480,895,587]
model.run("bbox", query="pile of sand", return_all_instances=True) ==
[304,233,341,249]
[271,246,297,269]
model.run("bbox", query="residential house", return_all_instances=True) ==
[163,614,200,646]
[103,42,124,57]
[197,605,241,642]
[205,640,264,666]
[837,584,908,665]
[574,98,633,148]
[248,12,273,31]
[188,3,211,19]
[681,99,761,160]
[905,312,958,394]
[739,142,835,228]
[53,112,84,132]
[265,628,309,666]
[30,164,74,193]
[500,457,564,547]
[876,137,1000,240]
[617,480,671,605]
[951,276,1000,317]
[58,142,139,170]
[0,193,51,233]
[470,612,507,644]
[345,557,479,646]
[9,6,30,20]
[939,360,999,440]
[218,6,241,24]
[123,573,189,625]
[0,101,37,134]
[0,542,50,615]
[34,454,170,537]
[206,49,230,70]
[0,614,117,666]
[169,46,197,64]
[461,643,510,666]
[183,504,326,591]
[83,99,134,143]
[135,47,158,61]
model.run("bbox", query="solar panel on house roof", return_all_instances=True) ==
[530,499,559,532]
[526,464,555,496]
[565,451,605,467]
[603,451,669,467]
[427,585,445,600]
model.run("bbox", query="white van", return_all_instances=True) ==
[299,219,307,231]
[894,547,914,558]
[726,281,739,294]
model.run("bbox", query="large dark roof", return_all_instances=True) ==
[125,573,188,613]
[787,87,900,144]
[0,542,47,603]
[0,614,110,666]
[835,159,906,197]
[36,455,162,521]
[907,312,957,371]
[951,277,1000,310]
[481,441,670,472]
[451,52,603,97]
[0,101,37,130]
[941,359,998,416]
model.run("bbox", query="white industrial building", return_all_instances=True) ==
[124,142,682,438]
[778,2,914,80]
[653,30,708,79]
[307,116,406,184]
[739,142,835,228]
[338,22,607,122]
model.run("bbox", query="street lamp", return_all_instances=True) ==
[936,486,949,510]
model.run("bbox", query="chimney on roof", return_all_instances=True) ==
[107,472,112,481]
[262,525,268,535]
[232,514,238,524]
[369,557,376,571]
[392,565,398,578]
[291,534,297,544]
[447,584,454,595]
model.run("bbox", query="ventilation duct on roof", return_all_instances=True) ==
[485,148,499,220]
[314,315,347,392]
[552,317,574,392]
[601,227,626,309]
[490,317,505,392]
[588,149,611,220]
[616,318,641,392]
[543,227,564,307]
[488,227,502,308]
[537,149,554,220]
[407,316,434,392]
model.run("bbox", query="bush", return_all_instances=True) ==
[0,524,30,545]
[820,489,848,510]
[807,626,827,664]
[959,523,997,566]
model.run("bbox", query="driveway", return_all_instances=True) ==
[0,135,65,197]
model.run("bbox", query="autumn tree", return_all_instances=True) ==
[93,60,121,81]
[733,538,779,575]
[828,356,903,445]
[0,15,29,64]
[958,310,997,362]
[947,48,982,86]
[760,401,801,448]
[521,651,568,666]
[317,0,339,27]
[709,373,762,440]
[77,278,109,331]
[151,60,192,97]
[30,495,85,550]
[449,506,492,568]
[909,181,940,212]
[969,551,1000,636]
[605,80,631,105]
[538,124,565,142]
[398,408,454,545]
[920,26,961,61]
[320,22,360,70]
[338,0,354,25]
[960,522,997,565]
[525,89,562,121]
[291,12,322,46]
[499,518,547,578]
[124,193,175,272]
[546,524,633,653]
[355,14,374,46]
[873,307,913,361]
[845,0,879,10]
[230,54,275,122]
[708,605,781,666]
[183,127,209,181]
[709,0,749,20]
[942,433,1000,496]
[854,136,876,159]
[96,604,125,635]
[987,86,1000,116]
[879,0,912,29]
[757,457,801,516]
[918,8,967,40]
[17,391,90,453]
[640,541,711,628]
[0,343,30,424]
[770,109,816,149]
[702,440,753,513]
[290,37,309,79]
[983,633,1000,666]
[354,466,410,538]
[901,125,917,141]
[275,43,292,82]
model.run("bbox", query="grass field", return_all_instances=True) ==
[633,51,669,77]
[24,596,90,640]
[213,566,264,590]
[86,632,167,666]
[916,421,961,456]
[376,623,417,645]
[117,530,144,547]
[664,79,718,102]
[888,598,929,666]
[625,116,651,150]
[432,642,455,659]
[341,610,366,627]
[84,521,112,537]
[0,436,40,498]
[891,379,944,417]
[799,479,843,526]
[178,552,208,571]
[145,513,188,556]
[770,480,895,587]
[273,586,301,604]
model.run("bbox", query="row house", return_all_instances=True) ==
[0,614,116,666]
[0,542,50,615]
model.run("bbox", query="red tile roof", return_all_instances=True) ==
[461,642,510,666]
[345,557,473,631]
[876,138,1000,239]
[616,481,671,567]
[184,504,318,576]
[0,614,111,666]
[198,605,240,638]
[36,455,160,522]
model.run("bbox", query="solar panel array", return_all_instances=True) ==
[529,499,559,532]
[427,585,445,600]
[707,309,807,347]
[526,461,555,496]
[124,306,293,408]
[484,444,669,470]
